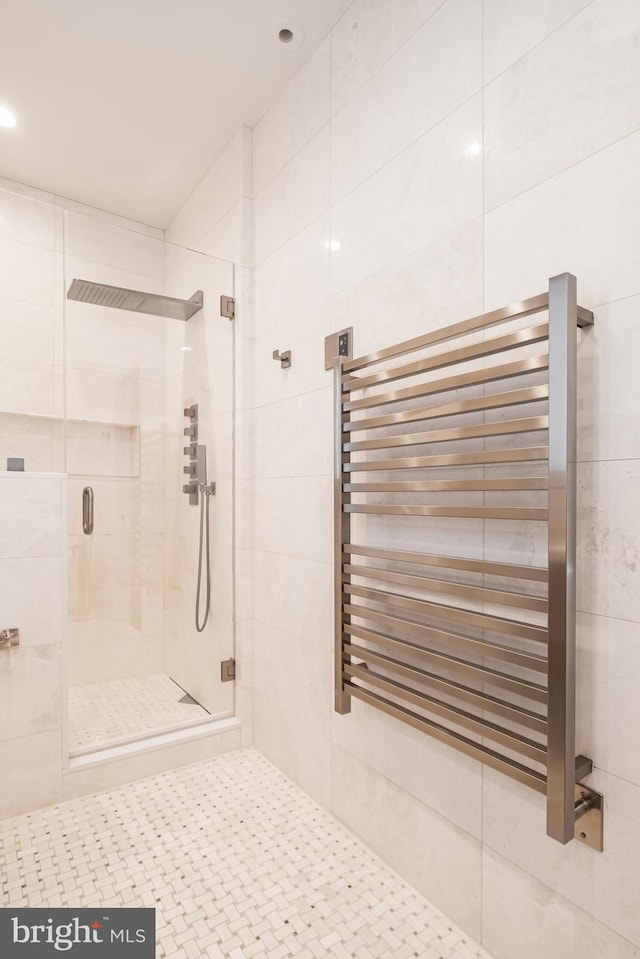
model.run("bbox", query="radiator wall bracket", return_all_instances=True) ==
[575,782,604,851]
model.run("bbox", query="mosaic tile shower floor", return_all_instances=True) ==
[68,673,210,752]
[0,750,497,959]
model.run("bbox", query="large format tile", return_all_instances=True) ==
[484,0,640,210]
[166,128,246,249]
[331,0,394,114]
[0,730,62,818]
[255,215,330,338]
[332,94,483,295]
[0,357,57,418]
[65,307,165,378]
[253,39,331,195]
[5,645,62,740]
[577,460,640,623]
[254,304,332,409]
[577,295,640,463]
[331,217,484,358]
[390,0,448,52]
[253,551,332,644]
[253,476,332,564]
[484,130,640,311]
[0,557,62,647]
[255,125,330,263]
[0,298,56,364]
[483,849,640,959]
[254,622,332,808]
[331,0,481,200]
[0,187,58,249]
[66,211,164,279]
[332,699,483,837]
[253,388,332,479]
[331,744,483,941]
[0,237,56,306]
[0,476,63,558]
[482,766,640,948]
[577,612,640,788]
[483,0,593,83]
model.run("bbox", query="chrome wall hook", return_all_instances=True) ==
[273,349,292,369]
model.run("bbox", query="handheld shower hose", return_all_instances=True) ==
[195,484,215,632]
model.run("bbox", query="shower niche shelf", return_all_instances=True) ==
[327,273,602,849]
[0,410,140,478]
[66,419,140,478]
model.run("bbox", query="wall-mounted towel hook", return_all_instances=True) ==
[273,349,292,369]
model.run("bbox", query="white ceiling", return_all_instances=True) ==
[0,0,350,228]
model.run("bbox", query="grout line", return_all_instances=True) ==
[486,846,640,953]
[483,0,596,88]
[483,122,640,218]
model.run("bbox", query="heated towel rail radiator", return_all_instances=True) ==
[326,273,602,848]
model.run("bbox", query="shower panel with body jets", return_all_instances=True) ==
[182,402,216,632]
[65,276,221,727]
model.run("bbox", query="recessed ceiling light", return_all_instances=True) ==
[279,28,294,43]
[0,106,16,128]
[465,141,482,158]
[326,239,341,252]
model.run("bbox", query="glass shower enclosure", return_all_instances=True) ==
[64,212,236,754]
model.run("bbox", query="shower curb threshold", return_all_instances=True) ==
[66,716,241,771]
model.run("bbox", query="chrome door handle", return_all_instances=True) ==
[82,486,94,535]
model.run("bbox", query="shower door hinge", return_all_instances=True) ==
[221,658,236,682]
[220,295,235,320]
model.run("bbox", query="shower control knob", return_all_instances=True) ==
[184,464,196,476]
[184,405,198,418]
[182,483,198,495]
[183,425,197,438]
[183,445,197,457]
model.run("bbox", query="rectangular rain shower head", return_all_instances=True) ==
[67,278,203,321]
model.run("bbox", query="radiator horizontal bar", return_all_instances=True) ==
[347,684,547,793]
[344,603,547,672]
[344,544,548,582]
[343,324,549,392]
[344,445,549,472]
[343,385,549,433]
[344,355,549,413]
[344,477,549,493]
[346,664,546,763]
[346,584,547,643]
[343,565,548,613]
[344,415,549,453]
[344,624,548,703]
[343,292,549,374]
[344,642,547,733]
[344,504,548,520]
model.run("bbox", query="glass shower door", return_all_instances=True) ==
[64,211,235,754]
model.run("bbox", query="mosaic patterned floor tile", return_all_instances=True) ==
[68,672,210,752]
[0,750,496,959]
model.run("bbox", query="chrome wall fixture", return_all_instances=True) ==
[326,273,602,849]
[82,486,94,535]
[0,628,19,650]
[273,348,292,369]
[67,279,203,321]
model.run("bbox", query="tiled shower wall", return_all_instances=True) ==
[244,1,640,957]
[165,127,255,746]
[0,473,65,817]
